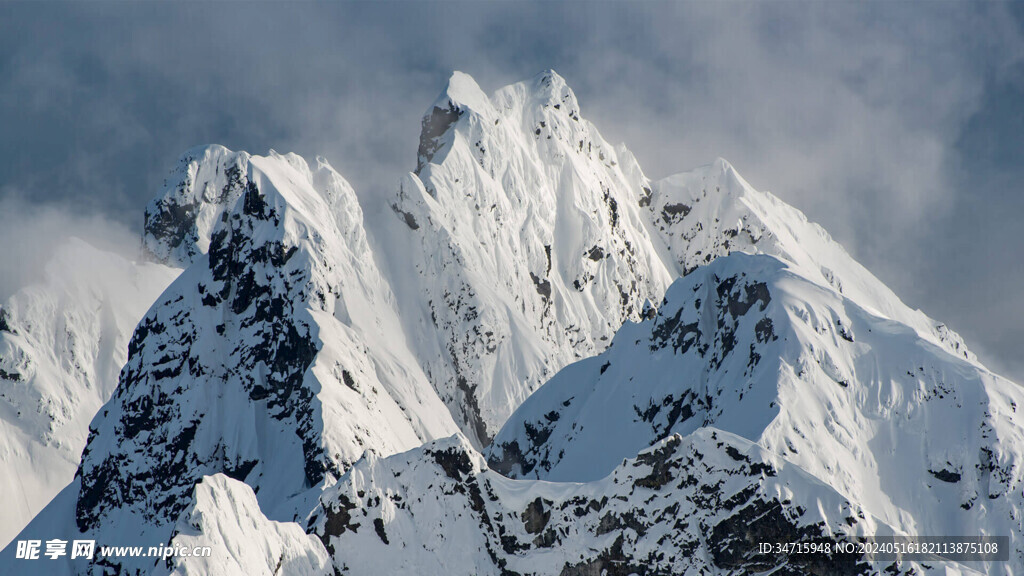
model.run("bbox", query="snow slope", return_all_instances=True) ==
[0,240,178,549]
[156,475,333,576]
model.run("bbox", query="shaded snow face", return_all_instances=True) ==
[0,240,179,549]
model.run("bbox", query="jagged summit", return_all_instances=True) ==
[497,68,580,114]
[143,144,251,267]
[390,69,673,447]
[61,148,459,572]
[429,69,575,118]
[490,249,1024,571]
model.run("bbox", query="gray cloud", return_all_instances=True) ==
[1,2,1021,381]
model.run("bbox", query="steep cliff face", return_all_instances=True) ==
[142,145,253,268]
[379,71,672,446]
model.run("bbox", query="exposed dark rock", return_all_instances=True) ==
[224,458,259,482]
[455,371,492,447]
[317,494,360,554]
[487,440,529,477]
[650,307,700,355]
[661,203,691,224]
[417,101,463,174]
[524,421,553,448]
[373,518,390,545]
[717,277,771,319]
[634,436,682,490]
[559,534,652,576]
[0,308,14,334]
[530,272,552,299]
[429,444,475,481]
[0,367,22,382]
[755,317,776,344]
[709,498,870,575]
[929,468,962,483]
[342,369,358,392]
[522,497,551,535]
[391,205,420,230]
[143,199,200,262]
[639,186,653,208]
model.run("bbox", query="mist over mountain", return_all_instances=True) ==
[0,70,1020,576]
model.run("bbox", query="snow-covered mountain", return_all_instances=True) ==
[0,240,179,549]
[641,158,975,361]
[489,252,1024,572]
[0,144,280,550]
[2,70,1019,576]
[71,148,460,572]
[375,70,672,446]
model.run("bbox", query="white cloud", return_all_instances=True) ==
[0,193,141,302]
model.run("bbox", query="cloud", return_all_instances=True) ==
[0,193,141,302]
[1,1,1022,381]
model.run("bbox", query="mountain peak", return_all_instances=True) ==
[436,71,492,114]
[531,68,570,93]
[143,144,252,267]
[511,68,579,113]
[6,70,1019,574]
[415,71,492,174]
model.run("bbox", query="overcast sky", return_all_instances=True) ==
[1,2,1022,382]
